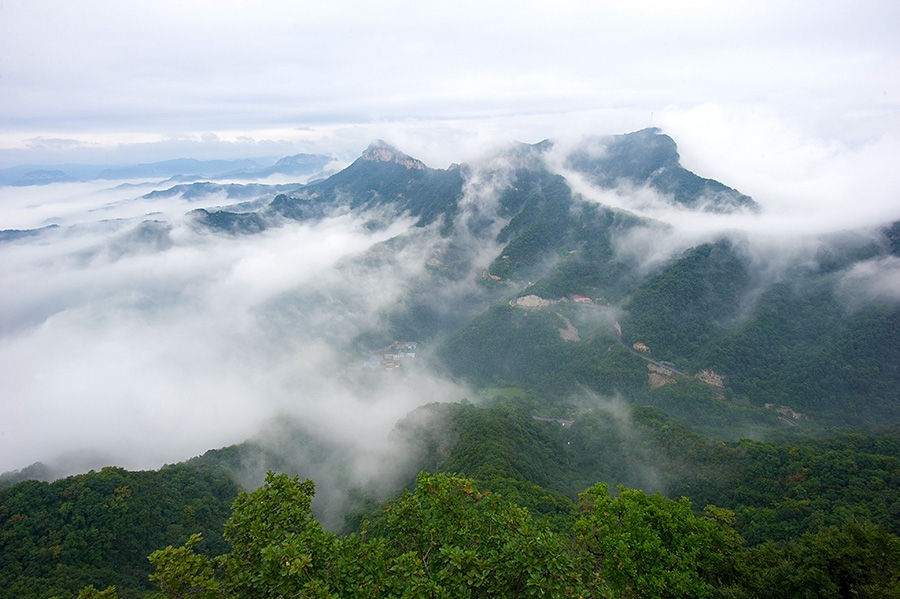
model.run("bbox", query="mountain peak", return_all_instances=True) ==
[361,141,426,170]
[566,128,758,213]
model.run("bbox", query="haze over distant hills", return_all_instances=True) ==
[3,127,900,598]
[0,152,334,186]
[2,127,899,480]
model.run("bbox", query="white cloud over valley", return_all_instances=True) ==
[2,0,900,491]
[0,185,468,477]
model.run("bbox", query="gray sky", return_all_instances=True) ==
[2,0,898,170]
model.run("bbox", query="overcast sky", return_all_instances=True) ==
[1,0,898,171]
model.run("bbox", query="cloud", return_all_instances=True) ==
[25,137,98,151]
[0,180,473,482]
[837,255,900,310]
[658,105,900,233]
[2,1,897,174]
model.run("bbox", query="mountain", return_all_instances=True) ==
[222,152,334,180]
[102,153,332,183]
[0,224,59,242]
[4,129,900,598]
[2,131,896,432]
[0,154,333,186]
[178,131,900,430]
[0,163,115,185]
[189,140,464,234]
[566,128,758,212]
[97,158,263,180]
[142,181,303,202]
[8,169,79,186]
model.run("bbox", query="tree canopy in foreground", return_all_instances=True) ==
[147,471,900,599]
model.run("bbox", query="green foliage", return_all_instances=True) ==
[567,343,648,396]
[490,170,576,280]
[624,239,751,368]
[486,167,644,300]
[139,417,900,599]
[9,411,900,599]
[148,534,220,599]
[149,472,339,599]
[147,465,899,599]
[0,465,237,599]
[738,520,900,598]
[614,241,900,427]
[575,483,742,599]
[143,463,900,599]
[437,303,570,388]
[221,472,337,599]
[437,403,572,490]
[77,585,120,599]
[381,472,584,598]
[150,472,585,599]
[643,379,778,438]
[394,399,900,549]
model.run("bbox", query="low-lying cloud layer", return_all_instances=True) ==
[542,127,900,291]
[0,180,473,482]
[2,130,899,503]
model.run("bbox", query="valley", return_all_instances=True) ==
[2,129,900,597]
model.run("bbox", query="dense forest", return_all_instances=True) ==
[4,399,900,597]
[0,465,237,598]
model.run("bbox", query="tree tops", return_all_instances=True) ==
[149,471,748,599]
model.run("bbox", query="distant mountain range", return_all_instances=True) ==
[176,129,897,430]
[3,128,899,432]
[0,153,333,186]
[3,128,900,599]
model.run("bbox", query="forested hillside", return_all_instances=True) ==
[4,399,900,597]
[173,130,900,432]
[0,465,237,598]
[4,129,900,597]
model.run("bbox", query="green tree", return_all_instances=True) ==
[76,585,119,599]
[380,472,584,598]
[151,471,339,599]
[150,471,585,599]
[743,520,900,599]
[148,534,220,599]
[575,483,741,599]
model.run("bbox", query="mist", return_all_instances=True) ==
[537,125,900,303]
[0,176,476,486]
[2,123,899,519]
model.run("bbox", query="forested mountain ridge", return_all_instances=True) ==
[4,129,900,597]
[0,465,238,598]
[181,130,900,432]
[188,140,465,234]
[4,401,900,598]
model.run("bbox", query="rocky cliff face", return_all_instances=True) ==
[362,141,426,170]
